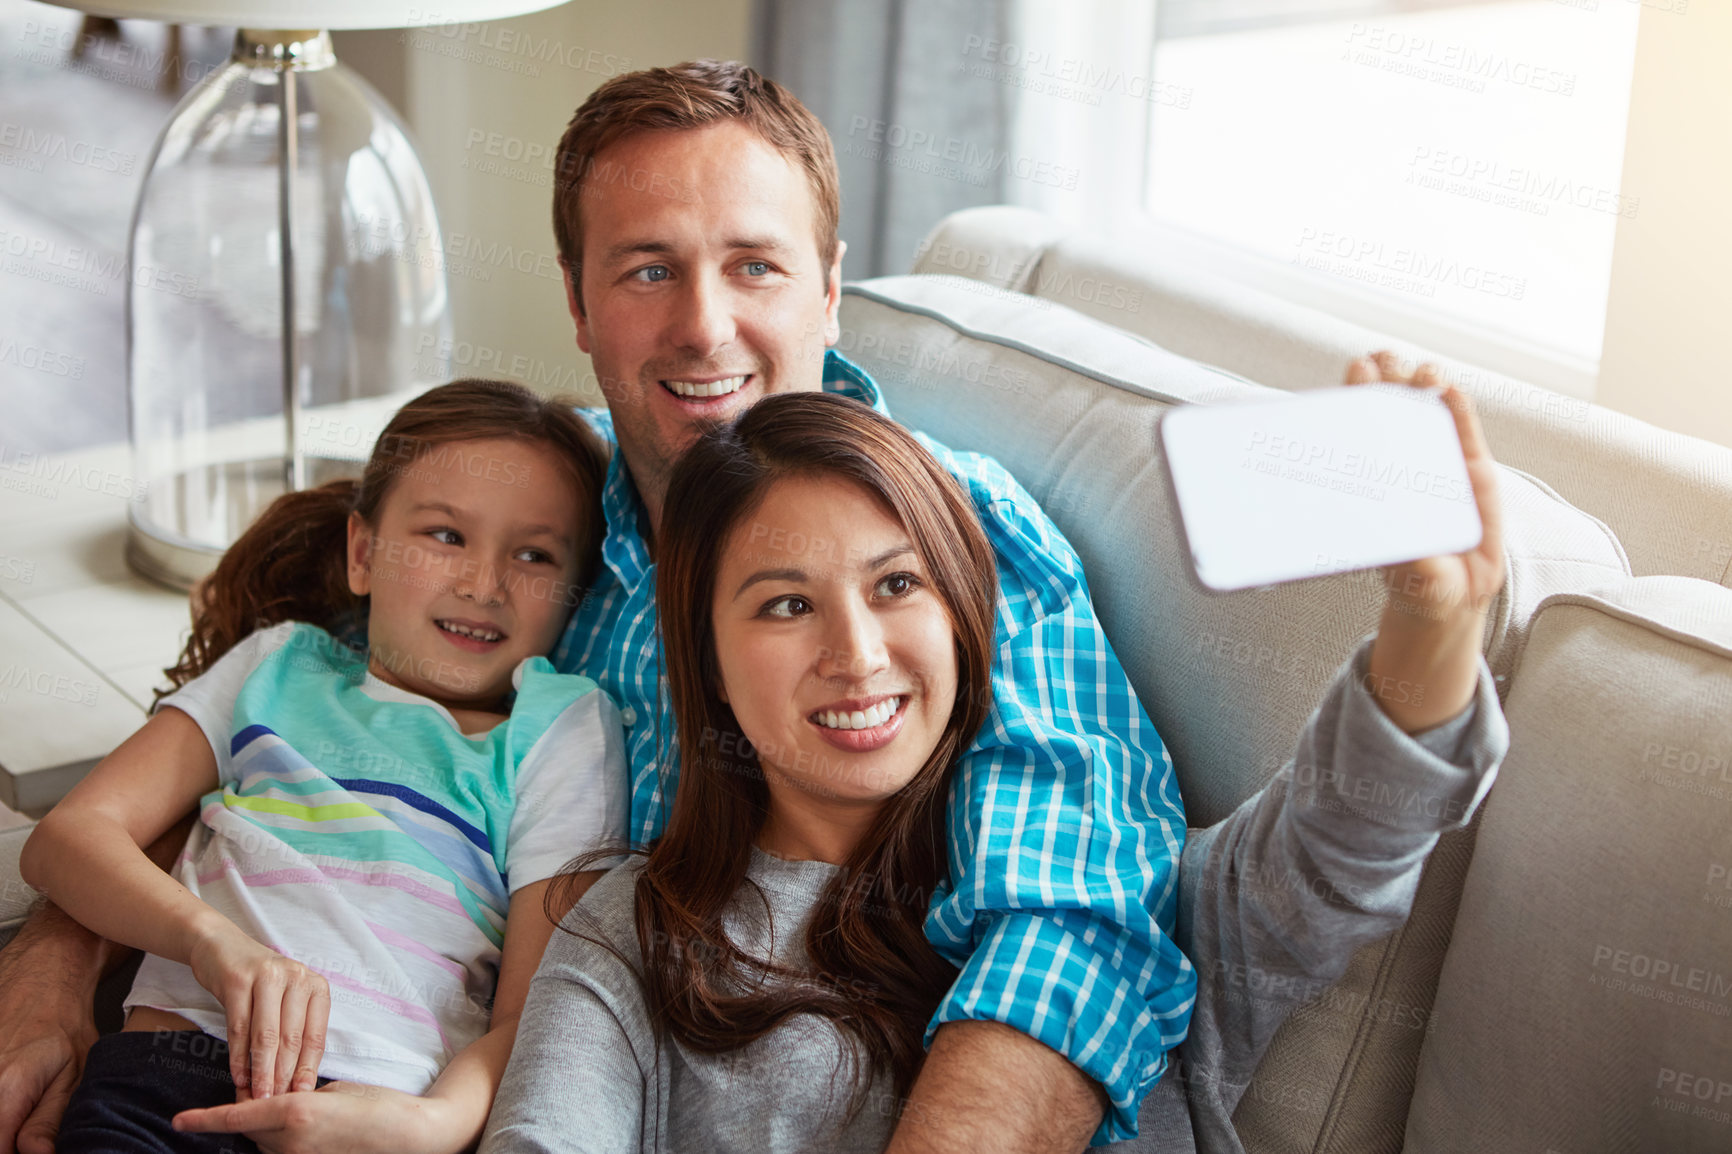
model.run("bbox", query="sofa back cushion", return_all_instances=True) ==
[913,207,1732,587]
[1404,575,1732,1154]
[840,275,1629,1152]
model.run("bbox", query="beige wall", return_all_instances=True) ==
[1598,0,1732,448]
[347,1,754,403]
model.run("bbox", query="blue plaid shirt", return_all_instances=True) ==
[552,350,1196,1143]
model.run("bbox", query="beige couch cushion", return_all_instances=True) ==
[1404,575,1732,1154]
[840,274,1629,1151]
[912,207,1732,587]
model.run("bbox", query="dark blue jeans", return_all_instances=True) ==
[58,1030,327,1154]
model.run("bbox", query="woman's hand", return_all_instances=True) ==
[1345,351,1506,734]
[172,1081,454,1154]
[187,922,330,1100]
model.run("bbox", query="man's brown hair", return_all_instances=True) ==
[551,59,841,311]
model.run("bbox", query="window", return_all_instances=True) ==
[1144,0,1642,397]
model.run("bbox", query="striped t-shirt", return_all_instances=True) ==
[125,620,628,1093]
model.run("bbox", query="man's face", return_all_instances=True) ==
[566,120,844,511]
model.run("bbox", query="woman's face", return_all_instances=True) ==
[710,474,959,811]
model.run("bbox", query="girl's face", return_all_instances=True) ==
[710,474,959,816]
[347,436,586,710]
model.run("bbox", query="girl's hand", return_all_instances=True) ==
[187,923,331,1100]
[1345,352,1506,733]
[172,1082,454,1154]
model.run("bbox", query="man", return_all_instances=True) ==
[545,60,1192,1149]
[0,60,1509,1154]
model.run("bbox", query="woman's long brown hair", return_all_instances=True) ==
[156,379,610,705]
[561,391,997,1117]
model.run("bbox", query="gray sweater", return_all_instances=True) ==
[482,635,1507,1153]
[483,849,892,1154]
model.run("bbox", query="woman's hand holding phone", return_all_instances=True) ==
[187,921,331,1100]
[1348,352,1506,734]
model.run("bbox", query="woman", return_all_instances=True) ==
[482,381,1510,1153]
[483,390,994,1152]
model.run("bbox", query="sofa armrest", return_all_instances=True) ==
[0,824,37,951]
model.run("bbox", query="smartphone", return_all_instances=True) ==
[1159,384,1483,592]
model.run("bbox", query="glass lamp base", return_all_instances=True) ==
[125,456,363,591]
[124,28,452,592]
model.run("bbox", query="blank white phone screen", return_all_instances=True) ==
[1159,385,1483,592]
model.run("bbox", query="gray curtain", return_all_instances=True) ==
[752,0,1013,280]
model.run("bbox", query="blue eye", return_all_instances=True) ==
[743,260,770,276]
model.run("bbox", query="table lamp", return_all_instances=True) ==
[59,2,568,589]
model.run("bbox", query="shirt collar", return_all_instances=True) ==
[595,349,890,586]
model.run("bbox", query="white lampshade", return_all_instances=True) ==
[51,1,569,30]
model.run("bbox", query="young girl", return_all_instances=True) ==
[22,379,629,1154]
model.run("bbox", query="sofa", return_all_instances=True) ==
[5,205,1732,1151]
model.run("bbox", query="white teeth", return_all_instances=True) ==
[814,697,901,731]
[664,375,747,399]
[439,620,502,642]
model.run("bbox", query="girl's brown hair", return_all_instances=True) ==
[158,379,610,705]
[561,391,997,1116]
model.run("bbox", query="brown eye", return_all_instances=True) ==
[761,595,811,619]
[876,572,920,598]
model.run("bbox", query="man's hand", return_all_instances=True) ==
[1346,350,1506,733]
[1,812,194,1154]
[884,1021,1105,1154]
[0,904,105,1154]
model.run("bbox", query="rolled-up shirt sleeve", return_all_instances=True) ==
[922,465,1196,1146]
